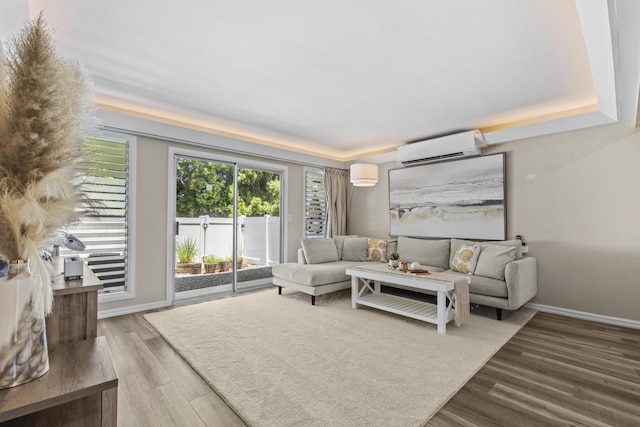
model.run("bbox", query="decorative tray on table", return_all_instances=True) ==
[405,269,430,275]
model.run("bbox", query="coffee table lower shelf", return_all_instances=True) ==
[356,292,455,324]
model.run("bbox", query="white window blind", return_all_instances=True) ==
[304,169,327,238]
[62,137,129,293]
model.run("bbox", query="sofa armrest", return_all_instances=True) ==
[297,248,308,264]
[504,257,537,309]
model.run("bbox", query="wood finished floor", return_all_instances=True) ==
[98,301,640,427]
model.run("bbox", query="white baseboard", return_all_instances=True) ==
[526,303,640,330]
[98,299,171,319]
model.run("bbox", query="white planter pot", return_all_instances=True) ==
[0,261,49,389]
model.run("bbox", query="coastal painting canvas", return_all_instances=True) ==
[389,154,506,240]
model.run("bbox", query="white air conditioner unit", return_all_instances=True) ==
[396,130,484,165]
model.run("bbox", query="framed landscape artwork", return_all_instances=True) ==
[388,153,506,240]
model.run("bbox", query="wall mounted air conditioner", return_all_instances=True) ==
[396,130,484,165]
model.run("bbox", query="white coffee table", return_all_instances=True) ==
[346,264,470,334]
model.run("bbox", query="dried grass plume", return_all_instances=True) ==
[0,13,96,315]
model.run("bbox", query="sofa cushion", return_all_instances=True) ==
[272,261,362,286]
[333,235,356,260]
[474,244,516,280]
[444,270,508,298]
[301,238,339,264]
[366,238,388,262]
[342,237,368,261]
[397,236,450,269]
[450,244,480,274]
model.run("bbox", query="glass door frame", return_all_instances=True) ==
[167,146,287,303]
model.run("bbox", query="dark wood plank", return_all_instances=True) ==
[116,375,161,427]
[144,336,212,401]
[427,312,640,427]
[110,332,170,392]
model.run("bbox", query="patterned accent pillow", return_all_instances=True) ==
[366,238,388,262]
[450,244,480,274]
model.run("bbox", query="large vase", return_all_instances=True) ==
[0,260,49,389]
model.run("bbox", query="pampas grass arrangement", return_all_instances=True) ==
[0,13,96,316]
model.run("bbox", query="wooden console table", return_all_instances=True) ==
[0,337,117,426]
[0,259,118,426]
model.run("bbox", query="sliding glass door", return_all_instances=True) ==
[235,167,282,291]
[171,150,283,301]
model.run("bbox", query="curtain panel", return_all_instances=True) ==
[324,168,348,237]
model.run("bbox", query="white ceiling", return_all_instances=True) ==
[3,1,640,161]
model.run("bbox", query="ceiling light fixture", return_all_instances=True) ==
[350,163,378,187]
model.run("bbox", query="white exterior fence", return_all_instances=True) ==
[175,215,280,266]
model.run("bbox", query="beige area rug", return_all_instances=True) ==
[144,289,535,427]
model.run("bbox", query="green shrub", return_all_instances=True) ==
[176,237,199,263]
[201,254,221,264]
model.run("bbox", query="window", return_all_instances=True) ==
[61,135,134,297]
[304,167,327,238]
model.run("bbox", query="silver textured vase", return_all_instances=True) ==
[0,260,49,389]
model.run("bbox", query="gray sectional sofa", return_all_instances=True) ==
[271,235,537,319]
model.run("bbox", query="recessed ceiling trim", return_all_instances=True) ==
[483,109,616,146]
[575,0,618,121]
[94,94,349,161]
[480,104,599,134]
[96,109,347,170]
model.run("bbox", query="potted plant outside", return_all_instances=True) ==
[388,252,400,268]
[218,256,232,272]
[202,254,221,273]
[236,253,244,270]
[176,237,200,274]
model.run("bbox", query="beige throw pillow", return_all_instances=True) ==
[301,238,339,264]
[397,236,450,269]
[474,244,516,280]
[333,235,357,260]
[450,244,480,274]
[480,239,523,259]
[342,237,369,261]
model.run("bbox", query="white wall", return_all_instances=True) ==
[350,122,640,322]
